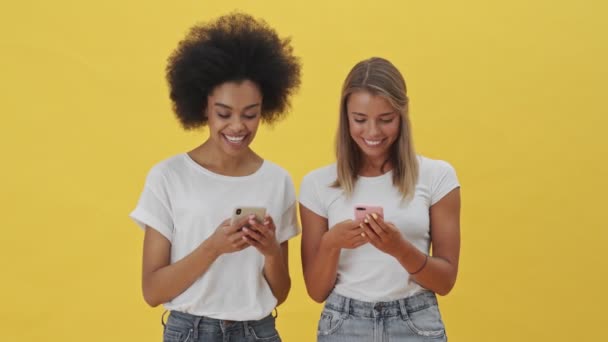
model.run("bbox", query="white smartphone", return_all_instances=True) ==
[230,206,267,225]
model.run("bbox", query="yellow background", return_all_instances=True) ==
[1,1,607,341]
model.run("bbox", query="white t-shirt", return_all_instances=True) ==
[299,156,459,302]
[130,153,300,320]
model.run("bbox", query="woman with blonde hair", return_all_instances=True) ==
[300,57,460,341]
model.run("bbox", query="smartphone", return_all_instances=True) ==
[354,205,384,221]
[230,206,267,225]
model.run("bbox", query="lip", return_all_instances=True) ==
[222,133,248,147]
[362,138,386,147]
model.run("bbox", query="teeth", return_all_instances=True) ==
[364,139,382,146]
[225,135,245,143]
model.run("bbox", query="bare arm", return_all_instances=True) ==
[300,204,366,303]
[262,242,291,305]
[389,188,461,295]
[141,217,250,307]
[243,215,291,306]
[407,188,461,295]
[142,228,219,307]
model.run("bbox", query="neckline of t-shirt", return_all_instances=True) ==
[357,170,393,183]
[354,155,425,182]
[182,153,267,181]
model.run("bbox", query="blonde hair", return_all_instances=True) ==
[334,57,418,199]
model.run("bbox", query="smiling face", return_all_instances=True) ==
[205,80,263,157]
[347,90,401,163]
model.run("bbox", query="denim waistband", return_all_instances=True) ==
[164,310,275,339]
[325,291,438,318]
[166,310,275,325]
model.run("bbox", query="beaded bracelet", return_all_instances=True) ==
[409,254,429,275]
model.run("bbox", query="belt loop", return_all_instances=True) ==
[161,310,169,330]
[272,307,279,318]
[343,296,351,318]
[243,321,250,337]
[192,316,202,340]
[398,298,409,321]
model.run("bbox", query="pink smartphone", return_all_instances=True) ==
[354,205,384,220]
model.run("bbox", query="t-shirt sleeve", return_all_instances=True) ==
[129,167,174,241]
[276,201,300,243]
[276,175,300,243]
[431,161,460,205]
[298,172,328,218]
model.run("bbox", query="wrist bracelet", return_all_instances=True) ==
[409,254,428,275]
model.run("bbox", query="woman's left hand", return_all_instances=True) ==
[361,213,407,257]
[242,214,282,258]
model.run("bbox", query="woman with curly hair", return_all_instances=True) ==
[300,57,460,341]
[130,13,301,342]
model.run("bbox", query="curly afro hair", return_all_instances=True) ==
[166,13,302,129]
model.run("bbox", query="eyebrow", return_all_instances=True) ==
[352,111,395,116]
[214,102,261,111]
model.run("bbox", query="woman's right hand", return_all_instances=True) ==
[323,219,367,250]
[207,216,251,255]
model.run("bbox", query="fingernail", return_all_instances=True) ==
[364,219,369,223]
[242,227,248,232]
[372,213,378,219]
[361,232,365,237]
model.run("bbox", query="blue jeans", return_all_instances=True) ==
[317,291,447,342]
[163,311,281,342]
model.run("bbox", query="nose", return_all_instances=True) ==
[367,121,381,136]
[228,116,247,132]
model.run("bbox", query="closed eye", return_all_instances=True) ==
[243,113,259,120]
